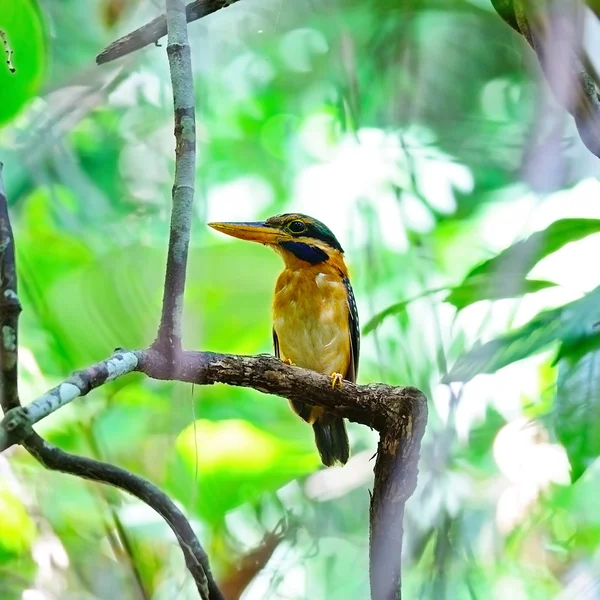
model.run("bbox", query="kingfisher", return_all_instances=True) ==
[208,213,359,467]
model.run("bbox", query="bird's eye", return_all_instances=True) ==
[288,220,306,234]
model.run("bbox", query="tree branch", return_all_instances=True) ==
[370,394,427,600]
[23,432,221,600]
[1,346,428,599]
[2,350,422,448]
[0,162,22,413]
[219,523,289,599]
[139,350,429,600]
[96,0,241,65]
[0,351,139,452]
[153,0,197,359]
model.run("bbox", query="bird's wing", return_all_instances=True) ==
[273,328,280,359]
[343,276,360,383]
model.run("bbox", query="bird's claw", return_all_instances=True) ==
[330,372,344,389]
[282,358,295,366]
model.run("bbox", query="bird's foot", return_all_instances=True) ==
[330,372,344,389]
[282,358,295,366]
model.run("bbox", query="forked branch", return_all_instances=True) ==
[1,345,427,599]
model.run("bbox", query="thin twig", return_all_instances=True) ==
[96,0,242,65]
[0,351,138,450]
[22,432,218,600]
[152,0,197,360]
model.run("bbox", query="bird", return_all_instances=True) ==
[208,213,359,467]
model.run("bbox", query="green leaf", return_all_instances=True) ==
[170,419,320,523]
[362,298,412,335]
[553,288,600,482]
[466,218,600,281]
[365,276,556,337]
[555,288,600,363]
[446,218,600,310]
[444,308,562,383]
[445,286,600,383]
[0,487,37,561]
[0,0,46,125]
[365,217,594,333]
[446,276,557,310]
[555,351,600,483]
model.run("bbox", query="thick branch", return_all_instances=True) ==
[138,349,418,431]
[370,395,427,600]
[1,346,427,600]
[2,349,420,448]
[96,0,241,65]
[153,0,197,358]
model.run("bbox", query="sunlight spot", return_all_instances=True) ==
[206,177,273,226]
[493,418,570,533]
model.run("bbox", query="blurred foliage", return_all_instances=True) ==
[0,0,46,125]
[2,0,600,598]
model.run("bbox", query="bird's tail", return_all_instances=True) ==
[312,417,350,467]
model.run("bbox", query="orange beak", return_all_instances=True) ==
[208,221,284,245]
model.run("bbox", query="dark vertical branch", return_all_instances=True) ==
[0,162,22,413]
[153,0,197,361]
[369,390,428,600]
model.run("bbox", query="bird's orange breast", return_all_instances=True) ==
[273,267,351,378]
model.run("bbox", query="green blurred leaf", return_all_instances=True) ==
[446,286,600,383]
[362,298,413,335]
[0,0,46,125]
[555,351,600,483]
[0,487,37,560]
[171,419,319,523]
[553,288,600,482]
[365,274,556,337]
[462,218,600,289]
[457,406,507,469]
[446,276,557,310]
[444,308,562,382]
[444,218,600,311]
[555,288,600,363]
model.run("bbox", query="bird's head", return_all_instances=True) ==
[208,213,344,266]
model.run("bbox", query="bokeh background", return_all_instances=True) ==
[3,0,600,598]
